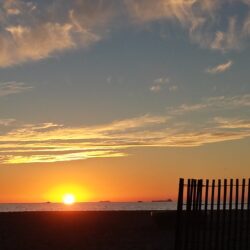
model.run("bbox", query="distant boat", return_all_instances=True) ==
[152,199,173,202]
[137,201,143,203]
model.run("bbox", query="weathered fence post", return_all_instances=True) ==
[221,179,227,250]
[246,179,250,249]
[203,179,209,250]
[175,178,184,250]
[215,179,221,250]
[227,179,233,250]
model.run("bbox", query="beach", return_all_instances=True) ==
[0,211,175,250]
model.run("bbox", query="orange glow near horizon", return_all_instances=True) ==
[1,139,249,203]
[45,184,90,203]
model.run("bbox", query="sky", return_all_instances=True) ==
[0,0,250,203]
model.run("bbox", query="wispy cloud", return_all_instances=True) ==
[125,0,216,25]
[125,0,250,51]
[214,117,250,129]
[0,115,168,164]
[206,60,233,74]
[1,94,250,164]
[168,94,250,115]
[150,78,169,92]
[1,120,249,164]
[1,0,250,67]
[169,85,178,92]
[150,77,177,93]
[0,118,16,126]
[0,0,114,67]
[209,17,240,52]
[0,81,33,97]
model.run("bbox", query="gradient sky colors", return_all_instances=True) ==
[1,0,250,202]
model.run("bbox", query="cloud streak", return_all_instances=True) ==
[1,94,250,164]
[0,81,33,97]
[214,117,250,129]
[206,60,233,74]
[168,94,250,115]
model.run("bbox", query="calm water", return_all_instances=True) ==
[0,202,177,212]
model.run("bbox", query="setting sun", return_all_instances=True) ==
[62,194,75,205]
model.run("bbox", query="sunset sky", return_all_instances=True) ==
[1,0,250,203]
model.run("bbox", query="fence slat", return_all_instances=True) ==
[234,179,239,250]
[209,180,216,250]
[217,179,221,211]
[195,180,203,250]
[211,180,215,211]
[229,179,233,211]
[186,179,191,211]
[192,179,197,211]
[227,179,233,250]
[205,180,209,213]
[235,179,239,210]
[198,179,203,211]
[175,178,184,250]
[239,179,246,250]
[241,179,246,211]
[248,178,250,210]
[246,179,250,250]
[223,179,227,211]
[215,180,221,250]
[221,179,227,250]
[177,178,184,212]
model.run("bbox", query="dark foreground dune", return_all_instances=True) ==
[0,211,176,250]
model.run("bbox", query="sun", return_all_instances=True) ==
[62,194,75,205]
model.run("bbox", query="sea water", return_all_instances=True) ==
[0,202,177,212]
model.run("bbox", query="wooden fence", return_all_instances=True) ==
[175,178,250,250]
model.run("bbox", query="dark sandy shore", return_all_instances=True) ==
[0,211,176,250]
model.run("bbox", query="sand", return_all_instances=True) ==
[0,211,176,250]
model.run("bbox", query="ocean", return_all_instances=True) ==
[0,202,176,212]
